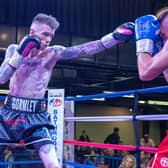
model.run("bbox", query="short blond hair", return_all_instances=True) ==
[32,13,59,30]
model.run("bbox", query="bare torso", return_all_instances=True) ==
[9,45,61,99]
[10,57,52,98]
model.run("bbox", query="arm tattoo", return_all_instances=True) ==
[62,45,87,59]
[61,40,105,59]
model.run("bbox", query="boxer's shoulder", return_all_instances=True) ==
[6,44,18,57]
[49,45,66,53]
[7,44,18,50]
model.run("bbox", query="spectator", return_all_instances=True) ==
[117,150,130,158]
[140,151,150,168]
[104,127,120,144]
[77,130,91,163]
[79,130,90,142]
[140,134,155,147]
[103,148,118,167]
[119,154,136,168]
[4,147,14,168]
[85,156,97,166]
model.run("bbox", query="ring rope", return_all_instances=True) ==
[133,92,140,166]
[64,161,97,168]
[64,114,168,121]
[0,85,167,102]
[65,85,168,101]
[0,160,41,165]
[1,160,96,168]
[64,140,157,154]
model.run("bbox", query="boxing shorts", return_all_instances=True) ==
[0,95,55,150]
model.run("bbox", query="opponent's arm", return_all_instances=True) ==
[135,15,168,81]
[59,22,134,59]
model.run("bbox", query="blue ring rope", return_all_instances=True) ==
[65,85,168,101]
[64,161,98,168]
[0,160,41,165]
[133,92,141,167]
[0,85,167,101]
[0,160,97,167]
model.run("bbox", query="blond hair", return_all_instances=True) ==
[119,154,137,168]
[31,13,59,30]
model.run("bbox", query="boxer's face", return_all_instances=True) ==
[160,15,168,42]
[30,23,55,50]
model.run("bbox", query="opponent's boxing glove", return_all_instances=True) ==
[135,15,160,55]
[101,22,135,48]
[9,35,41,69]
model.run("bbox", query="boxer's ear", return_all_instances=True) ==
[30,29,35,35]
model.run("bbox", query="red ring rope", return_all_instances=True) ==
[64,140,157,154]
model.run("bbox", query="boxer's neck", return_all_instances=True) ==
[29,48,48,59]
[29,49,41,58]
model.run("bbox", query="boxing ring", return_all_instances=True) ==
[0,85,168,167]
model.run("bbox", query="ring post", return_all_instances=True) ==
[47,89,64,167]
[133,91,141,167]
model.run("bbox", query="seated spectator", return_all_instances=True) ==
[85,156,97,166]
[140,134,155,147]
[4,147,14,168]
[140,151,150,168]
[103,148,116,167]
[103,148,115,156]
[119,154,136,168]
[117,150,130,158]
[141,159,150,168]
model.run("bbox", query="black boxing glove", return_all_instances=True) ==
[17,35,40,57]
[101,22,135,48]
[9,35,41,69]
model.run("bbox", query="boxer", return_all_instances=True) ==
[0,13,134,168]
[135,8,168,168]
[135,7,168,82]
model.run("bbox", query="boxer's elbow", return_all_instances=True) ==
[0,81,6,85]
[0,78,8,84]
[139,74,154,81]
[139,68,159,81]
[0,75,9,84]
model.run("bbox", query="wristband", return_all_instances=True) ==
[136,39,153,55]
[101,33,120,48]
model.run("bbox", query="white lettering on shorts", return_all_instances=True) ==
[12,98,37,112]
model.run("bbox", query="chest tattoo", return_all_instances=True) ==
[22,59,42,67]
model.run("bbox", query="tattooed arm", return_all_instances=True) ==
[58,22,134,59]
[59,40,106,59]
[0,44,17,84]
